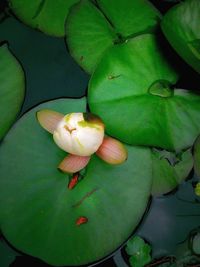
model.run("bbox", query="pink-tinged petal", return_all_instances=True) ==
[58,154,90,174]
[96,137,128,165]
[36,109,64,134]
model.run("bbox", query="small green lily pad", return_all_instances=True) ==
[66,0,161,73]
[0,43,25,140]
[194,135,200,177]
[0,98,152,266]
[88,34,200,152]
[151,149,193,196]
[161,0,200,73]
[192,233,200,255]
[194,183,200,197]
[9,0,78,37]
[126,236,152,267]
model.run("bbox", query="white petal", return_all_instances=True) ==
[53,113,104,156]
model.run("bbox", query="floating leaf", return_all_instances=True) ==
[125,236,152,267]
[194,183,200,197]
[151,149,193,196]
[161,0,200,73]
[66,0,161,73]
[0,43,25,140]
[194,135,200,177]
[192,233,200,255]
[88,34,200,152]
[0,98,152,266]
[9,0,78,37]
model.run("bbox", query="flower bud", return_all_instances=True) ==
[53,113,104,156]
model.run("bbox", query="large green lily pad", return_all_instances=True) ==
[161,0,200,74]
[9,0,78,37]
[151,149,193,196]
[66,0,161,73]
[0,43,25,140]
[0,98,152,266]
[88,34,200,152]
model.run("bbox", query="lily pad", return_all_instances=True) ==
[0,98,152,266]
[66,0,161,73]
[9,0,78,37]
[151,149,193,196]
[88,34,200,152]
[125,236,152,267]
[192,232,200,255]
[194,135,200,177]
[161,0,200,74]
[0,43,25,140]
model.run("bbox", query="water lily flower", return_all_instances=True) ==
[36,110,127,173]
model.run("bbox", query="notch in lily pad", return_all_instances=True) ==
[66,0,161,73]
[37,109,128,173]
[151,148,193,196]
[88,33,200,152]
[9,0,79,37]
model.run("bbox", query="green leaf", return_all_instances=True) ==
[192,233,200,255]
[151,149,193,196]
[194,183,200,197]
[126,236,146,256]
[0,239,19,267]
[88,34,200,152]
[194,135,200,177]
[0,98,152,266]
[130,254,151,267]
[96,0,161,38]
[188,39,200,61]
[66,0,161,73]
[66,0,116,74]
[125,236,152,267]
[0,43,25,140]
[161,0,200,73]
[9,0,78,37]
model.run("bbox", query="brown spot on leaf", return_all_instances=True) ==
[108,74,121,80]
[72,188,99,208]
[76,216,88,226]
